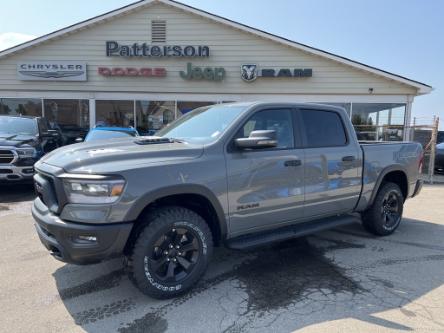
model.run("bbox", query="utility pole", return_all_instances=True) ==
[428,116,439,184]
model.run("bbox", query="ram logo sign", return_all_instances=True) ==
[241,64,258,82]
[17,61,87,81]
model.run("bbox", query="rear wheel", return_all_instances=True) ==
[127,206,213,299]
[362,182,404,236]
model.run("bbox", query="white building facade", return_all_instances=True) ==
[0,0,432,140]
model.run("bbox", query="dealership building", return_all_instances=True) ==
[0,0,432,140]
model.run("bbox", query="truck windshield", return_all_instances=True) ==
[86,129,137,141]
[157,104,247,144]
[0,117,37,136]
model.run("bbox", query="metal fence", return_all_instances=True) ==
[354,116,440,183]
[406,116,440,183]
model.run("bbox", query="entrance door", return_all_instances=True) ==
[225,108,305,235]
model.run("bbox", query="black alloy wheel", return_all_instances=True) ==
[362,182,404,236]
[380,190,402,230]
[148,227,200,283]
[127,206,213,299]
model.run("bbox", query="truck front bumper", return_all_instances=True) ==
[32,197,133,265]
[0,164,35,183]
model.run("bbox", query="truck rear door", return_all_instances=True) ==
[298,108,362,218]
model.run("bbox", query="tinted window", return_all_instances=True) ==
[301,110,347,147]
[38,118,49,133]
[237,109,294,149]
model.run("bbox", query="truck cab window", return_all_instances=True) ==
[237,109,294,149]
[301,109,347,147]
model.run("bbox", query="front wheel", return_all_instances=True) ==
[362,182,404,236]
[127,206,213,299]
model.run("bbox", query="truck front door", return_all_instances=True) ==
[225,108,304,235]
[299,108,361,218]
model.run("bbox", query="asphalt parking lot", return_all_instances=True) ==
[0,184,444,333]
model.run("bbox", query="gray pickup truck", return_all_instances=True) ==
[32,102,423,299]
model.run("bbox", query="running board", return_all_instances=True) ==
[225,214,360,250]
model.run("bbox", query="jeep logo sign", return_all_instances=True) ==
[17,61,87,81]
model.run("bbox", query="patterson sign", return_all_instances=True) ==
[106,41,210,57]
[17,61,87,81]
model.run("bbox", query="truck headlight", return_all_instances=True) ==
[61,176,126,204]
[16,148,37,157]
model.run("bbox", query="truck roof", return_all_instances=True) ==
[0,114,39,119]
[222,101,346,112]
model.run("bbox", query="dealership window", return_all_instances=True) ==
[43,99,89,144]
[0,98,42,117]
[177,101,216,118]
[351,103,406,141]
[135,100,175,135]
[96,100,134,129]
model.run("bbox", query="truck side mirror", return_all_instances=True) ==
[235,130,277,149]
[41,129,59,138]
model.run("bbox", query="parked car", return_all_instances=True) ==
[0,115,60,183]
[77,126,139,142]
[435,142,444,173]
[56,124,88,145]
[32,102,423,299]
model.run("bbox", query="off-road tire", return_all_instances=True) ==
[362,182,404,236]
[127,206,213,299]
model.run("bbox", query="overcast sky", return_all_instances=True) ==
[0,0,442,128]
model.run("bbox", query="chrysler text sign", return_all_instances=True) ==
[17,61,87,81]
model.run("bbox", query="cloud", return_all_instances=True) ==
[0,32,36,51]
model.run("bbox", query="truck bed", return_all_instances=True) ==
[356,141,423,211]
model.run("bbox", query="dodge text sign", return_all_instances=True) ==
[17,61,87,81]
[98,67,166,77]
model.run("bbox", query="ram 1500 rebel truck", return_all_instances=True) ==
[32,102,423,299]
[0,115,60,183]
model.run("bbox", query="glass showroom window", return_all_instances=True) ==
[0,98,42,117]
[177,101,217,118]
[135,101,175,135]
[43,99,89,144]
[352,103,406,141]
[96,100,134,128]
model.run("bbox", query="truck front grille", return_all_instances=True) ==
[34,172,60,213]
[0,149,15,164]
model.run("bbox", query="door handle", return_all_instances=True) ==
[284,159,302,167]
[342,155,356,162]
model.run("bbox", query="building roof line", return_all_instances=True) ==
[0,0,432,94]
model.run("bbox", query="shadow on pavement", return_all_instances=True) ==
[0,184,35,204]
[52,218,444,332]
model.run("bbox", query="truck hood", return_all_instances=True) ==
[39,137,204,173]
[0,133,38,147]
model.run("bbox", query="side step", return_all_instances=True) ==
[225,214,360,250]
